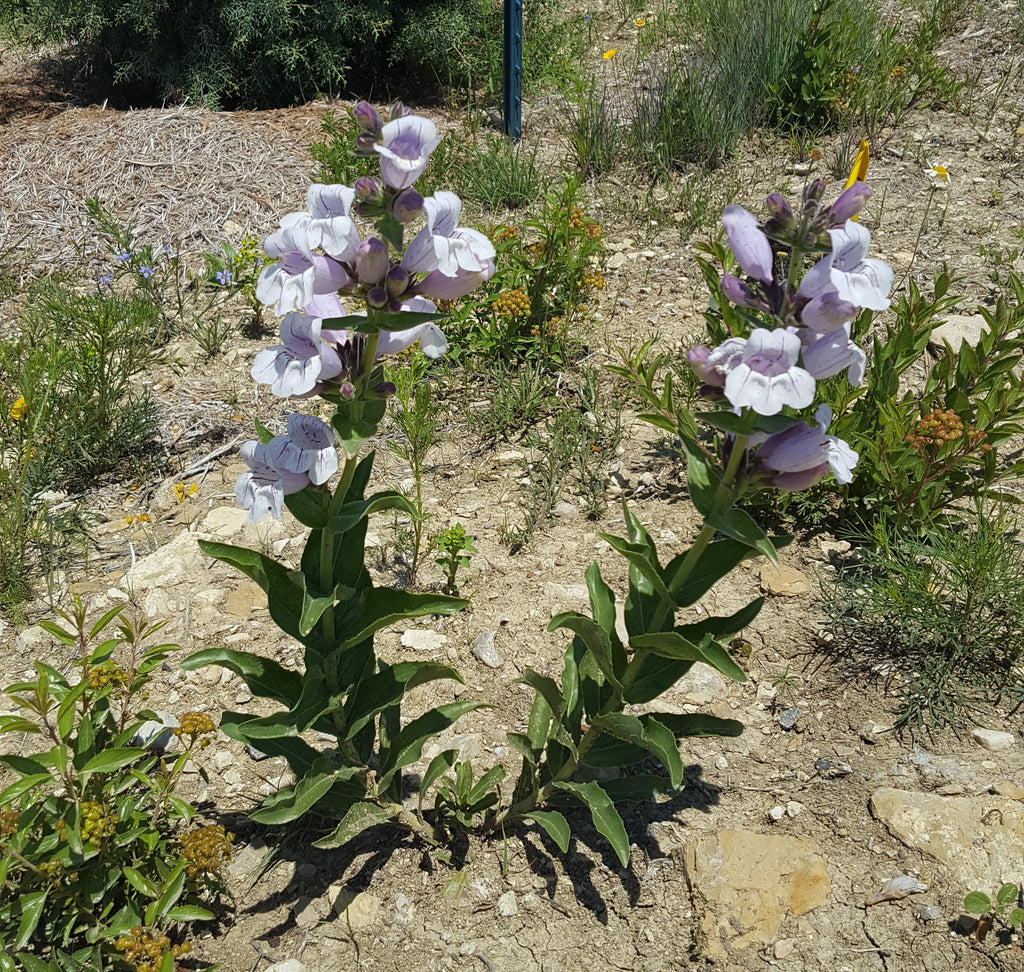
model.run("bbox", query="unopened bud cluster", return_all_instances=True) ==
[173,711,216,742]
[905,408,990,455]
[81,800,116,845]
[87,664,130,691]
[0,808,20,839]
[491,288,531,318]
[115,926,192,972]
[180,824,234,877]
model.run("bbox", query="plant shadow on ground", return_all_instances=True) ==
[223,764,719,932]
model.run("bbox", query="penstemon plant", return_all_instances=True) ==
[182,101,496,845]
[483,178,893,865]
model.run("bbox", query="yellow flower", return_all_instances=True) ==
[635,17,645,26]
[603,49,618,59]
[926,164,950,186]
[173,481,198,503]
[9,396,26,421]
[843,139,870,221]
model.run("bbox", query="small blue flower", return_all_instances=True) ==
[98,273,113,288]
[115,250,132,262]
[215,270,234,286]
[139,265,155,280]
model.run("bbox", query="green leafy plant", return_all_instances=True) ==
[0,599,230,970]
[457,136,547,211]
[431,523,476,595]
[823,271,1024,531]
[964,883,1024,943]
[826,508,1024,731]
[384,353,444,586]
[448,179,606,367]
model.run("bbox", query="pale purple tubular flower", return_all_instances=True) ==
[828,181,872,225]
[305,185,361,259]
[280,414,340,485]
[393,188,425,223]
[701,337,747,387]
[755,404,858,489]
[800,323,866,385]
[723,328,816,416]
[800,290,858,332]
[251,312,343,398]
[721,206,773,284]
[377,298,447,358]
[257,217,353,315]
[416,264,494,299]
[799,220,893,311]
[235,439,311,522]
[375,116,442,190]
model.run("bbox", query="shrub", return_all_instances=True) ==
[0,600,231,969]
[0,0,585,108]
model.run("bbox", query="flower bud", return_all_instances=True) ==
[768,463,830,491]
[720,273,768,310]
[340,381,356,400]
[392,188,424,223]
[355,131,379,155]
[366,286,388,308]
[371,381,397,398]
[764,193,795,226]
[356,237,389,285]
[828,181,872,225]
[390,100,413,119]
[387,297,404,313]
[353,101,383,134]
[354,176,383,201]
[386,265,411,297]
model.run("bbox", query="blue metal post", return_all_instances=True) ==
[503,0,523,141]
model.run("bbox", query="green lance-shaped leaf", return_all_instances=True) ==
[419,749,459,812]
[313,801,397,849]
[121,866,158,899]
[705,507,779,563]
[552,780,630,867]
[337,588,468,652]
[13,891,47,950]
[682,438,720,518]
[631,630,746,682]
[146,859,188,926]
[595,775,680,804]
[250,771,339,825]
[284,487,331,528]
[548,611,622,692]
[181,647,303,708]
[197,540,319,649]
[377,701,489,789]
[79,748,147,778]
[654,712,744,738]
[328,490,417,534]
[218,712,323,776]
[322,311,444,333]
[599,534,673,608]
[467,764,506,807]
[524,810,571,854]
[332,411,380,459]
[0,754,51,777]
[343,661,463,741]
[673,597,764,644]
[587,714,683,787]
[671,535,790,608]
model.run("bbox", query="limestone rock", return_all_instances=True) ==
[760,563,810,596]
[326,889,382,933]
[472,630,503,669]
[930,314,988,351]
[870,787,1024,890]
[971,728,1015,752]
[684,830,831,957]
[400,629,448,652]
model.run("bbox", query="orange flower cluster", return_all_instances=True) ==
[905,408,990,454]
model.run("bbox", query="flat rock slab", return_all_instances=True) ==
[684,829,830,958]
[870,787,1024,890]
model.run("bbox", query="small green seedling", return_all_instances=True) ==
[432,523,476,596]
[964,883,1024,941]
